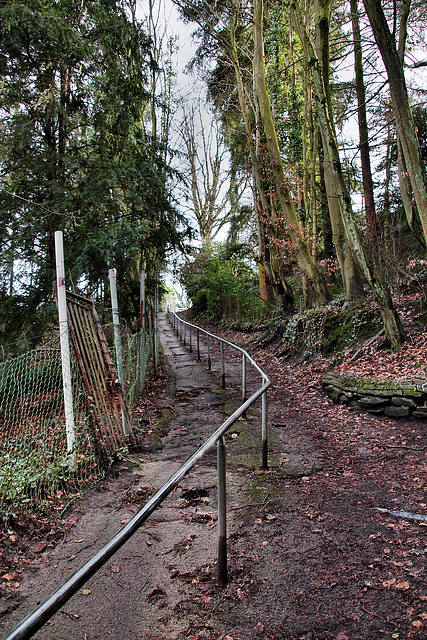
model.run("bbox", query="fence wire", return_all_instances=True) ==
[0,323,151,517]
[111,324,153,410]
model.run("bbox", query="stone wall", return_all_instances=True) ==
[322,373,427,419]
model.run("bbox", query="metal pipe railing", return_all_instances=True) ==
[3,311,271,640]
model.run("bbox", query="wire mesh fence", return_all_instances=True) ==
[112,324,153,410]
[0,321,152,518]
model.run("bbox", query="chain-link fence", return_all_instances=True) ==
[0,322,152,518]
[113,324,153,410]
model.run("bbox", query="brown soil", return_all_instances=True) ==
[1,308,426,640]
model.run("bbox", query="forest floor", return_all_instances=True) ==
[1,296,426,640]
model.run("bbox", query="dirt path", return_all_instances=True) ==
[0,313,263,640]
[1,313,426,640]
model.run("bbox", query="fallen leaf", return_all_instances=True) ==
[383,578,397,587]
[1,573,15,581]
[201,594,211,603]
[66,517,79,527]
[396,581,410,591]
[411,621,423,630]
[110,563,120,573]
[82,589,92,595]
[34,542,47,554]
[335,633,350,640]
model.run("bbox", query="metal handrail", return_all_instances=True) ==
[3,313,271,640]
[168,309,270,467]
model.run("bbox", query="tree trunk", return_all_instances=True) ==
[255,194,277,310]
[350,0,378,242]
[314,0,365,302]
[318,132,334,262]
[253,0,330,307]
[362,0,427,245]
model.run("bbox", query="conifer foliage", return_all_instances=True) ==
[0,0,186,344]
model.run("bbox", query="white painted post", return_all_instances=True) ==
[109,269,129,437]
[54,231,76,469]
[109,269,124,385]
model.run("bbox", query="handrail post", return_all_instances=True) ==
[197,329,200,360]
[221,342,225,389]
[242,354,247,417]
[262,388,268,469]
[189,325,192,352]
[217,435,228,585]
[207,335,211,371]
[183,322,186,346]
[242,354,246,401]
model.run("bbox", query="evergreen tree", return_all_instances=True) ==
[0,0,187,344]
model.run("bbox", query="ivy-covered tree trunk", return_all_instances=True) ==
[253,0,331,307]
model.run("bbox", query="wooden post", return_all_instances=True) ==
[54,231,76,469]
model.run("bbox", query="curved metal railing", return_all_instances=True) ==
[3,312,271,640]
[168,309,270,467]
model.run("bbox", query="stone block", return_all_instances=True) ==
[391,396,417,409]
[412,407,427,419]
[384,405,410,418]
[359,396,387,408]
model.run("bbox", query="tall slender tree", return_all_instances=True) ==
[362,0,427,245]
